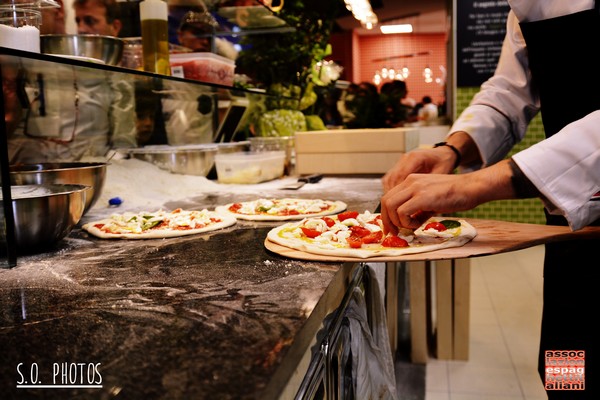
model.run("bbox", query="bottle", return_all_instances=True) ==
[139,0,170,75]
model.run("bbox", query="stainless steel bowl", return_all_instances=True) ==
[0,184,89,251]
[126,144,219,176]
[40,34,125,65]
[9,162,108,214]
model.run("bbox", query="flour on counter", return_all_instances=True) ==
[88,158,292,216]
[85,158,383,222]
[89,158,218,215]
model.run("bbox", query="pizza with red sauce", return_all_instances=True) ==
[215,198,347,221]
[266,211,477,259]
[82,208,236,239]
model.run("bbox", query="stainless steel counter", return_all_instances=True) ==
[0,167,383,399]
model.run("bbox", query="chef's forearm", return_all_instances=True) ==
[445,131,483,168]
[470,159,524,204]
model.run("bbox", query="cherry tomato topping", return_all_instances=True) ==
[424,221,447,231]
[322,217,335,227]
[229,203,242,212]
[337,211,359,221]
[346,235,363,248]
[301,227,322,238]
[362,231,383,244]
[382,236,409,248]
[350,225,371,237]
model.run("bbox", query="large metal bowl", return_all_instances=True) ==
[126,144,219,176]
[40,34,125,65]
[9,162,108,214]
[0,184,89,252]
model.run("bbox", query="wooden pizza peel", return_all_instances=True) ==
[264,218,600,262]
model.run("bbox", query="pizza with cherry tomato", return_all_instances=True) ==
[266,211,477,259]
[82,208,237,239]
[215,198,347,221]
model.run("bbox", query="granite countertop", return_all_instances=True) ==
[0,161,383,399]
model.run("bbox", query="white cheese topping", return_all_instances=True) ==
[102,209,218,233]
[237,198,331,215]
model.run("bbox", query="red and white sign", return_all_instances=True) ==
[545,350,585,391]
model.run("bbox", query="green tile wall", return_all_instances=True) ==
[453,87,546,225]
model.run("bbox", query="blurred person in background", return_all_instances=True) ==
[317,87,343,128]
[417,95,439,125]
[73,0,122,36]
[345,81,384,129]
[176,10,238,60]
[380,80,412,127]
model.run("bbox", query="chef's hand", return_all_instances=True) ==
[382,147,456,193]
[382,131,476,192]
[381,159,516,235]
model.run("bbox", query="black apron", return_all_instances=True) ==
[519,4,600,398]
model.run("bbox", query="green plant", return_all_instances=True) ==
[235,0,345,109]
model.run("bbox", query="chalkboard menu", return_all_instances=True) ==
[456,0,510,87]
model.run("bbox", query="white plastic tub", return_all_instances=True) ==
[215,151,285,184]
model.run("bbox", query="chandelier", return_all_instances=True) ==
[373,66,409,85]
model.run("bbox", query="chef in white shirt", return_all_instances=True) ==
[381,1,600,398]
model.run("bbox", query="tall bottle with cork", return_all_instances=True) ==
[139,0,170,75]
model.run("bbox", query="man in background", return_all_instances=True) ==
[177,10,238,60]
[73,0,122,36]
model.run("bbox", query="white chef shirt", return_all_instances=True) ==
[449,0,600,230]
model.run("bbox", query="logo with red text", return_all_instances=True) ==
[545,350,585,391]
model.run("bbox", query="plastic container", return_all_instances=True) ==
[215,151,285,184]
[169,52,235,86]
[249,136,295,175]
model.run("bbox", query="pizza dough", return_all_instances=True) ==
[215,198,347,221]
[266,212,477,259]
[82,208,237,239]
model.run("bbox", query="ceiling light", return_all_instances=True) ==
[344,0,378,28]
[380,24,413,34]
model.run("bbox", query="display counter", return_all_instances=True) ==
[0,161,385,399]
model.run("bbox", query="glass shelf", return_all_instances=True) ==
[0,44,295,267]
[166,0,294,43]
[2,46,257,94]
